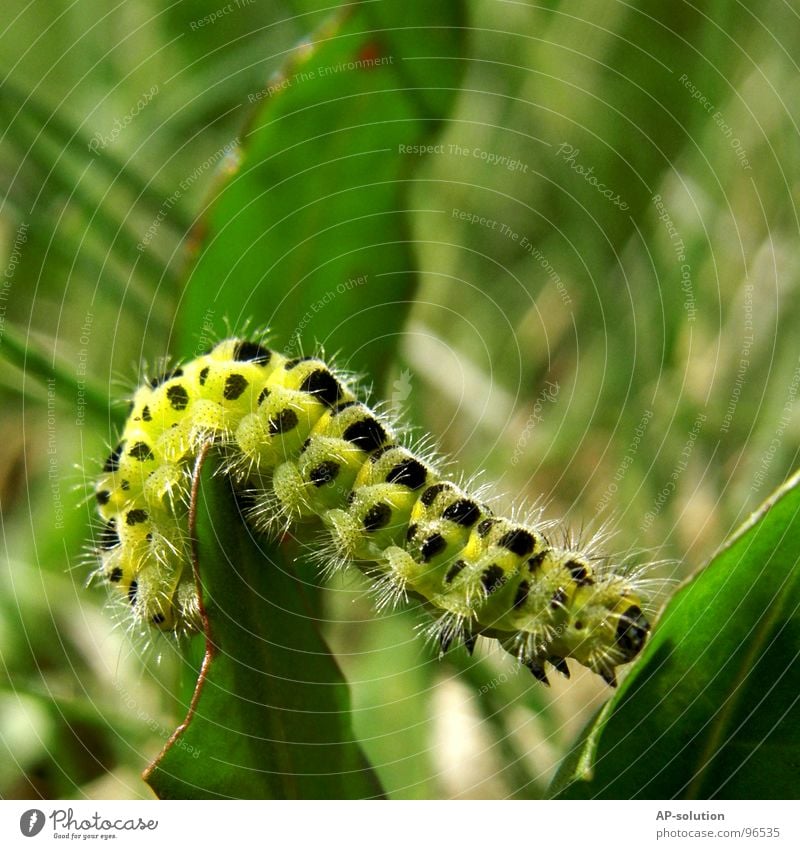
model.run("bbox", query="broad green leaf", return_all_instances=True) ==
[175,0,466,378]
[550,469,800,799]
[142,5,466,798]
[144,451,384,799]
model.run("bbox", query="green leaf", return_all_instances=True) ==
[147,7,465,798]
[550,469,800,799]
[144,449,385,799]
[175,0,466,378]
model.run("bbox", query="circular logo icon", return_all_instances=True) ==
[19,810,45,837]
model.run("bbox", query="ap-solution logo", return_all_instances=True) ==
[19,810,45,838]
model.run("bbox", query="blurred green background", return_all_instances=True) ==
[1,0,799,799]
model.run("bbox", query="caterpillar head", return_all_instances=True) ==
[556,582,650,684]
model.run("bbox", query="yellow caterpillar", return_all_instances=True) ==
[92,338,650,686]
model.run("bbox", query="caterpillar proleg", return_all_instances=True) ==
[91,338,650,686]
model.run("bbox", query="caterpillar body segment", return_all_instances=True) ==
[92,338,650,684]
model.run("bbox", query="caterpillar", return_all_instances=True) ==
[91,338,650,686]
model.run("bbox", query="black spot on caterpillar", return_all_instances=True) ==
[149,368,183,389]
[103,443,123,472]
[233,340,272,364]
[166,384,190,411]
[91,338,650,685]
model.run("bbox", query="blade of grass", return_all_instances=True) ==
[1,105,180,292]
[1,76,192,232]
[0,322,115,423]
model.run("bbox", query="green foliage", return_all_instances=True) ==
[1,0,799,800]
[176,0,467,380]
[142,0,467,798]
[145,453,384,799]
[551,471,800,799]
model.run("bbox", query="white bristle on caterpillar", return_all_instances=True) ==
[90,338,651,685]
